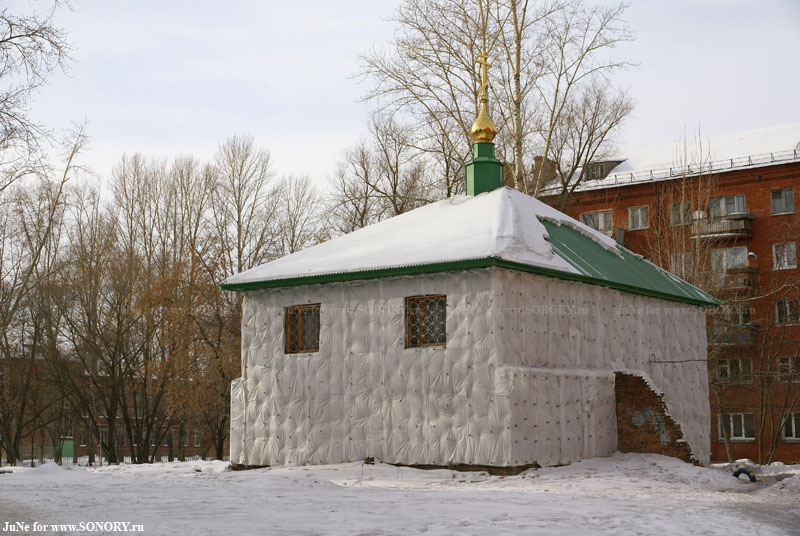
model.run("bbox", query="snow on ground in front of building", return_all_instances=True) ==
[1,453,799,535]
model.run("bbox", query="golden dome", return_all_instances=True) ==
[471,102,496,143]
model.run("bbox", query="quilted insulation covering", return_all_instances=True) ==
[230,267,709,468]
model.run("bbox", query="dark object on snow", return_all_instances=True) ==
[733,468,757,482]
[364,457,375,465]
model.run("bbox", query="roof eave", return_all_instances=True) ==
[219,257,721,308]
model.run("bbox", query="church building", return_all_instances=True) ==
[222,52,719,470]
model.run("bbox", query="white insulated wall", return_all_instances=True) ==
[494,269,710,466]
[230,267,710,468]
[231,269,506,467]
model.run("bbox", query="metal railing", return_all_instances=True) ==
[710,324,759,346]
[691,213,754,239]
[1,453,228,467]
[559,149,800,193]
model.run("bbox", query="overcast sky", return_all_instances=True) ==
[17,0,800,185]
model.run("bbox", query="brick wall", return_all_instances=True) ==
[615,372,699,464]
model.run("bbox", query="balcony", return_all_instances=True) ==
[724,266,758,289]
[711,266,758,294]
[710,323,760,346]
[691,213,754,240]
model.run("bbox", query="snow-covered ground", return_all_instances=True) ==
[1,453,798,535]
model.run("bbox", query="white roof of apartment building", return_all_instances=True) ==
[576,122,800,192]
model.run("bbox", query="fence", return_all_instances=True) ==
[0,448,228,468]
[541,149,800,194]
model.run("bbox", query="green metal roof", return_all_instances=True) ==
[540,220,721,307]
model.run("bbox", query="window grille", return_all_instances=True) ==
[285,304,321,354]
[406,295,446,348]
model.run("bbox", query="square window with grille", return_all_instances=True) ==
[285,304,321,354]
[406,295,446,348]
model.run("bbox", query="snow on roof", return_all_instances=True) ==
[611,123,800,175]
[572,122,800,192]
[223,187,617,286]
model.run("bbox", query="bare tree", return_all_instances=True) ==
[209,135,280,277]
[546,81,632,209]
[274,175,325,256]
[327,142,383,234]
[368,115,431,216]
[0,130,82,464]
[530,1,632,196]
[0,2,72,193]
[359,0,489,190]
[359,0,632,198]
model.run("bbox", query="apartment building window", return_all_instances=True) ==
[151,435,157,447]
[670,201,691,226]
[778,357,800,383]
[669,252,693,279]
[776,298,800,325]
[285,304,321,354]
[708,194,746,219]
[711,247,747,284]
[772,189,794,215]
[406,295,447,348]
[721,304,751,326]
[194,430,201,447]
[628,206,649,230]
[580,210,613,235]
[718,413,755,441]
[716,358,752,384]
[772,242,797,270]
[783,413,800,441]
[79,431,88,447]
[163,433,170,447]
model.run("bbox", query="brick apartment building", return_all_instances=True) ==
[545,123,800,463]
[13,418,219,465]
[1,358,225,465]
